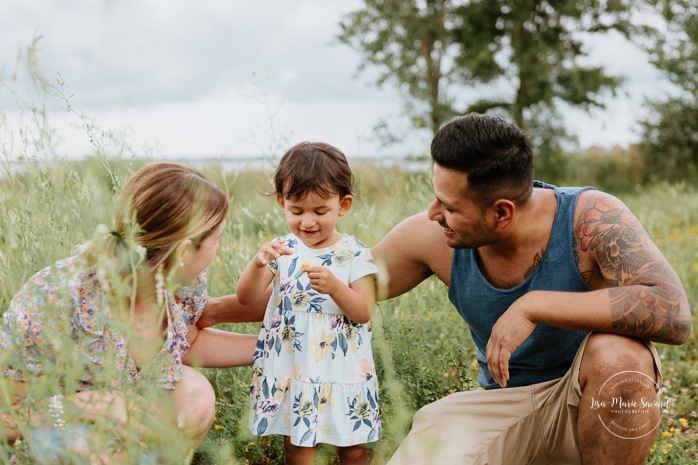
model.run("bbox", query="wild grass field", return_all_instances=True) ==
[1,157,696,464]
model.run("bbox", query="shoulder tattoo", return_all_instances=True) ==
[575,196,645,286]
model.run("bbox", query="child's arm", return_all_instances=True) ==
[302,266,376,324]
[237,239,291,305]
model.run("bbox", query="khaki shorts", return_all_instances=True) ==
[387,335,662,465]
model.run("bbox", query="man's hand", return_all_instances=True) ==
[486,294,537,388]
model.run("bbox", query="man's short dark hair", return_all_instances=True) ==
[431,113,534,208]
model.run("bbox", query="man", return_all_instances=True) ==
[371,113,691,464]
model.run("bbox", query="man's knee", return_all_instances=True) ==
[410,399,442,431]
[579,333,656,390]
[577,334,660,464]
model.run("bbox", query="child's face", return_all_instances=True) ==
[277,190,353,249]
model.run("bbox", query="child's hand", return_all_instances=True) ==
[254,240,292,266]
[301,265,342,295]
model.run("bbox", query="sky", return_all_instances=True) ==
[0,0,676,162]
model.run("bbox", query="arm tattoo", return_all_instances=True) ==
[576,196,691,343]
[609,286,689,342]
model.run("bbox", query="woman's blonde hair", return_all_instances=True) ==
[105,162,228,271]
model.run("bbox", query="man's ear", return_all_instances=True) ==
[339,195,354,216]
[492,199,515,229]
[276,194,285,210]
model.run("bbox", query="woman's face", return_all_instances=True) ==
[176,220,225,286]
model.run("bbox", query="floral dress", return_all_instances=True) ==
[0,254,207,392]
[249,234,382,447]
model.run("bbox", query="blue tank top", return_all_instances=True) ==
[448,181,595,389]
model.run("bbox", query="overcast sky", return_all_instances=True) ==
[0,0,675,161]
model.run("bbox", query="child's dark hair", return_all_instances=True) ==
[274,142,355,200]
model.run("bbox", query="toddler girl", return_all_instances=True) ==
[237,141,381,465]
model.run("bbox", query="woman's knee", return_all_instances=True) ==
[172,366,216,438]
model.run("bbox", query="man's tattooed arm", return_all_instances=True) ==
[575,194,691,344]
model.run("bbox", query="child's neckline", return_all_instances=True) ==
[293,233,348,253]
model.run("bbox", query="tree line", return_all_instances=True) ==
[337,0,697,184]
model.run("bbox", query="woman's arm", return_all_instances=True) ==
[183,325,257,368]
[197,291,270,327]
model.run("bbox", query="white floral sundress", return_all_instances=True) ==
[249,234,382,447]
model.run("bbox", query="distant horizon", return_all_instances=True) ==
[4,141,642,166]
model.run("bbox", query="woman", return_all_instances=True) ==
[0,162,258,463]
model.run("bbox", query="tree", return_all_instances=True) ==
[640,98,698,183]
[337,0,493,137]
[647,0,697,96]
[639,0,698,183]
[338,0,655,159]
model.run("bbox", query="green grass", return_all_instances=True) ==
[1,157,694,464]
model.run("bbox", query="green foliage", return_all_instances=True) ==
[544,145,645,195]
[647,0,698,95]
[458,0,636,124]
[639,98,698,184]
[638,1,698,185]
[623,183,698,465]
